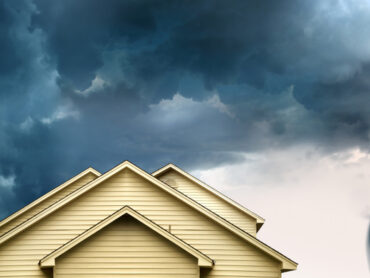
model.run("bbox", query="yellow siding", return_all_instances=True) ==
[0,169,281,278]
[158,170,257,235]
[0,173,97,237]
[54,215,199,278]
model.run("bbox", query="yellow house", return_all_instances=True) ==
[0,161,297,277]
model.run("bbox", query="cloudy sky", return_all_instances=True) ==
[0,0,369,277]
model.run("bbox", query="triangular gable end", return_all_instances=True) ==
[0,161,297,271]
[39,205,213,268]
[152,163,265,231]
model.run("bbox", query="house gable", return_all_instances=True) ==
[52,214,201,278]
[0,161,297,277]
[0,167,101,236]
[153,164,263,235]
[40,206,213,268]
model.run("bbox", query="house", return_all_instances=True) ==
[0,161,297,277]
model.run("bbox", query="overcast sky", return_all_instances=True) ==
[0,1,369,277]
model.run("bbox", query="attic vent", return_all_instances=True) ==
[161,177,178,188]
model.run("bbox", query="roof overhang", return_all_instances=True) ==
[0,167,101,229]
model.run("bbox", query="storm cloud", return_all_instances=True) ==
[1,0,370,217]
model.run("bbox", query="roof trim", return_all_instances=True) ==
[152,163,265,227]
[0,161,297,271]
[0,167,101,229]
[39,206,213,268]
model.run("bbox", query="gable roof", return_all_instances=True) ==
[152,163,265,230]
[0,167,101,229]
[39,205,213,268]
[0,161,297,271]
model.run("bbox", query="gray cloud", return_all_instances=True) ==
[1,0,370,218]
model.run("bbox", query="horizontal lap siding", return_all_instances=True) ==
[55,215,198,278]
[158,170,257,235]
[0,173,97,236]
[0,169,281,278]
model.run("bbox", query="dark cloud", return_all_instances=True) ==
[1,0,370,217]
[0,2,21,74]
[0,120,62,217]
[31,0,160,90]
[294,63,370,148]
